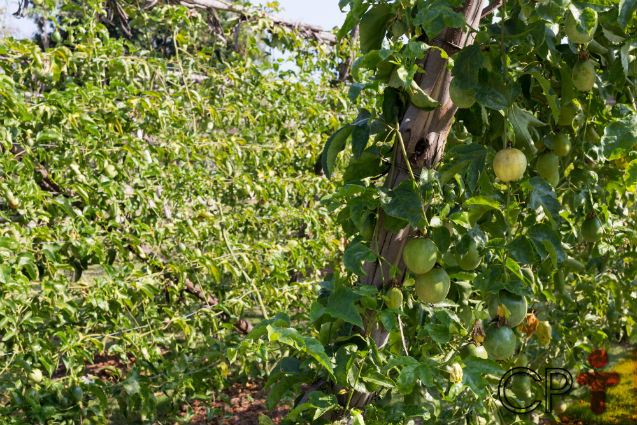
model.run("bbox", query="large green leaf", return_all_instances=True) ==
[601,114,637,160]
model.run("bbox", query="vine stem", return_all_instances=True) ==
[397,314,409,355]
[395,123,429,226]
[395,123,416,183]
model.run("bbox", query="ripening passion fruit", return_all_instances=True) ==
[483,324,517,360]
[449,79,476,109]
[488,291,528,327]
[565,9,598,45]
[581,216,603,242]
[493,148,527,182]
[386,287,404,309]
[403,238,438,275]
[415,268,450,304]
[536,321,552,347]
[552,133,572,157]
[572,60,595,92]
[536,152,560,186]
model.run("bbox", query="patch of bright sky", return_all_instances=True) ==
[256,0,346,30]
[0,0,37,39]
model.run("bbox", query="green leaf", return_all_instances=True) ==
[618,0,636,28]
[359,4,393,54]
[0,237,18,251]
[326,284,364,328]
[462,357,504,397]
[528,224,565,264]
[415,3,465,39]
[508,105,544,152]
[381,180,424,228]
[508,236,539,266]
[625,160,637,190]
[267,326,334,375]
[287,391,338,421]
[343,241,376,276]
[601,114,637,160]
[361,369,395,388]
[530,72,559,123]
[440,143,487,193]
[322,126,354,178]
[528,177,561,220]
[408,81,441,111]
[351,110,371,158]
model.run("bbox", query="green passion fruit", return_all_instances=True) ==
[403,238,438,275]
[493,148,527,182]
[536,152,560,186]
[386,288,404,309]
[573,60,595,92]
[488,291,528,327]
[460,342,488,359]
[449,79,476,109]
[582,216,603,242]
[552,133,572,157]
[483,324,517,360]
[415,268,450,304]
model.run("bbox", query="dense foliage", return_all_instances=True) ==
[0,2,353,423]
[247,1,637,424]
[2,1,637,425]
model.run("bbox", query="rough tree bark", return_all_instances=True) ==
[350,0,486,409]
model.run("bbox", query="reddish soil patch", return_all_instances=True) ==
[186,380,290,424]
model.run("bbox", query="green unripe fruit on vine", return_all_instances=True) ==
[572,60,595,91]
[552,134,571,157]
[386,288,403,310]
[484,324,517,360]
[104,163,118,178]
[510,374,533,401]
[415,268,450,304]
[536,321,552,347]
[460,342,488,359]
[403,238,438,275]
[536,152,560,186]
[449,79,476,109]
[582,216,603,242]
[557,101,579,126]
[51,30,62,44]
[493,148,527,182]
[455,240,482,271]
[565,10,597,45]
[70,386,83,402]
[29,369,43,383]
[488,291,528,327]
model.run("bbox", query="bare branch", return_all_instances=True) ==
[481,0,503,20]
[150,0,337,44]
